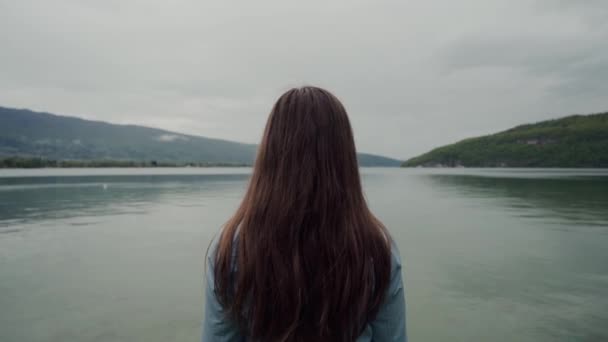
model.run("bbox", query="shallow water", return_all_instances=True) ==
[1,168,607,342]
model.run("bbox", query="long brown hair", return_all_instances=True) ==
[214,86,392,341]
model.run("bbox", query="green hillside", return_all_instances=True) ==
[403,112,608,168]
[0,106,402,167]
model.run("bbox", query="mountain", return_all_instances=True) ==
[403,112,608,168]
[0,106,402,167]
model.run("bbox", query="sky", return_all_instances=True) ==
[1,0,607,159]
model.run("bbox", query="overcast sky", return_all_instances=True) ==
[1,0,606,159]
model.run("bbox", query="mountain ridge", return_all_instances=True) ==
[403,112,608,168]
[0,106,402,167]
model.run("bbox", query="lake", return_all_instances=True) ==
[1,168,607,342]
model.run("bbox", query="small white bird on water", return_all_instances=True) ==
[102,184,108,190]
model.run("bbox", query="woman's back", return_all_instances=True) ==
[203,237,406,341]
[201,87,407,341]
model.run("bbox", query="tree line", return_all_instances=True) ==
[0,157,250,168]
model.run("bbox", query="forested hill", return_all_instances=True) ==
[403,112,608,168]
[0,106,402,167]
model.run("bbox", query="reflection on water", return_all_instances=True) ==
[423,171,608,342]
[1,168,607,342]
[0,171,251,342]
[428,174,608,226]
[0,174,250,230]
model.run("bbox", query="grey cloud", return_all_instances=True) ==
[536,0,608,26]
[1,0,607,159]
[550,53,608,98]
[443,36,592,74]
[442,31,608,101]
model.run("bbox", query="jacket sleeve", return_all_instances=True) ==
[201,239,243,342]
[369,244,407,342]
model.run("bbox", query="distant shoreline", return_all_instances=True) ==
[0,157,251,169]
[3,157,607,170]
[401,165,608,169]
[0,157,404,169]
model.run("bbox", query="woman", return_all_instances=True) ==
[202,86,406,341]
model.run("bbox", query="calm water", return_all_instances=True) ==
[1,168,607,342]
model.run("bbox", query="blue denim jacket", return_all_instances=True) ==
[202,237,407,341]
